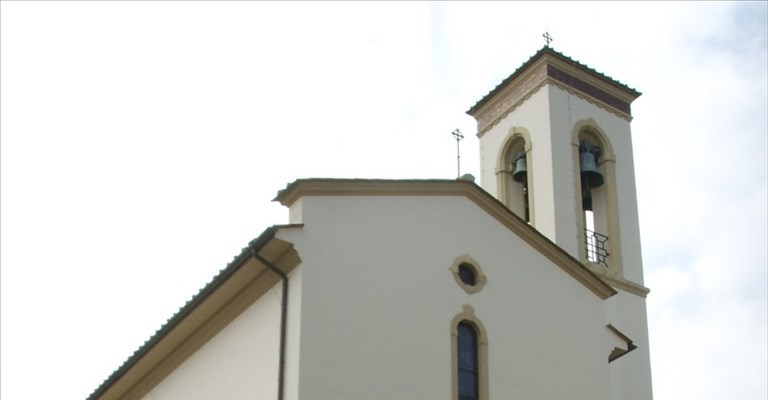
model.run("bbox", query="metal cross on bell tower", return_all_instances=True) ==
[542,31,553,47]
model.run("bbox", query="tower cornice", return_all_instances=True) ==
[468,47,642,136]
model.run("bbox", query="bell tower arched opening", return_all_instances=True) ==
[497,128,533,224]
[573,123,621,277]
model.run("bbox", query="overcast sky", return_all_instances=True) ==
[1,2,766,399]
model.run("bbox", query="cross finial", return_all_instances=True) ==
[542,32,553,47]
[452,129,464,178]
[451,129,464,142]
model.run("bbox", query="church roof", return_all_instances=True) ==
[467,46,641,115]
[88,178,617,399]
[86,224,302,400]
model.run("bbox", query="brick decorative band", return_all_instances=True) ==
[547,65,631,115]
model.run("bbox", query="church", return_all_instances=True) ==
[88,46,653,400]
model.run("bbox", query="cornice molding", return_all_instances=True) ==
[549,80,633,123]
[471,52,637,136]
[276,179,616,300]
[474,63,549,137]
[468,47,640,115]
[600,275,650,298]
[275,179,474,207]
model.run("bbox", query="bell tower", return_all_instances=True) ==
[467,46,653,400]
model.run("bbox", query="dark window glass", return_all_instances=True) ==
[457,322,479,400]
[458,264,476,286]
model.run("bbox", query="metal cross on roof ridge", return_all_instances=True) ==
[543,32,553,47]
[452,129,464,178]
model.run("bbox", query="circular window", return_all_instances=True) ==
[458,263,476,286]
[450,255,486,294]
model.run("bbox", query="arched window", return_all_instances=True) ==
[451,306,488,400]
[457,322,479,400]
[498,128,533,223]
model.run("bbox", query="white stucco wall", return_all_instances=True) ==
[478,84,645,287]
[142,268,302,400]
[279,194,614,400]
[479,86,560,245]
[605,290,654,400]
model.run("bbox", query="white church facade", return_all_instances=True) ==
[88,47,653,400]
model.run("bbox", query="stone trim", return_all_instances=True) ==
[449,254,487,294]
[275,179,617,300]
[601,276,650,298]
[450,305,489,400]
[495,128,535,225]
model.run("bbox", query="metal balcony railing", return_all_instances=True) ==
[585,228,609,266]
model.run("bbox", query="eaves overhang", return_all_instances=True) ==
[275,178,617,300]
[87,224,303,400]
[467,46,642,135]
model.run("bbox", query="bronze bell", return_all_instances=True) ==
[579,141,604,189]
[512,152,527,183]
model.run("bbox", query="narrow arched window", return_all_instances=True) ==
[452,306,488,400]
[457,322,479,400]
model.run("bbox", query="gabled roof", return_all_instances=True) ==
[467,46,641,115]
[87,225,303,400]
[275,178,617,300]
